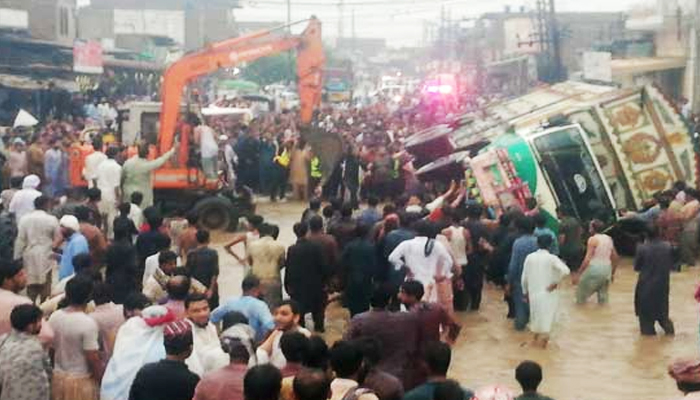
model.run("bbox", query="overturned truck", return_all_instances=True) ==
[408,81,698,250]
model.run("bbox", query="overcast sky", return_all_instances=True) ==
[77,0,661,47]
[235,0,656,47]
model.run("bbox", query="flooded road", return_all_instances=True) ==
[211,200,699,400]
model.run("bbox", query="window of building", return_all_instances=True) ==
[59,7,69,37]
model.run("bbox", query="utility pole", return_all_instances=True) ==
[338,0,345,39]
[446,7,452,62]
[533,0,563,82]
[422,20,427,47]
[534,0,549,54]
[548,0,563,82]
[352,8,356,52]
[286,0,291,32]
[693,0,700,111]
[475,18,485,94]
[440,5,446,69]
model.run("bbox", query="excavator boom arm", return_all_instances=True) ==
[158,18,324,155]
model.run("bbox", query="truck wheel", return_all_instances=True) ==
[195,197,232,231]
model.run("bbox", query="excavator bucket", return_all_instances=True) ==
[301,126,344,184]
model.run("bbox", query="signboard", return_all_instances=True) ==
[0,8,28,30]
[583,51,612,83]
[73,39,104,74]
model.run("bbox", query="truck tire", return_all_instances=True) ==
[194,197,232,231]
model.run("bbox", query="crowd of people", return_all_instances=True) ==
[0,87,700,400]
[0,163,699,400]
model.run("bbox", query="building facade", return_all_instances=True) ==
[78,0,240,52]
[0,0,76,45]
[480,10,627,76]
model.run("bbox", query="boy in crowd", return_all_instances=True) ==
[515,361,554,400]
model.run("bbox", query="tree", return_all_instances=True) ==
[241,53,296,86]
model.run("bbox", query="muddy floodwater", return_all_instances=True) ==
[211,200,700,400]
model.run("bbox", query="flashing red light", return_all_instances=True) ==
[438,84,453,94]
[425,84,452,94]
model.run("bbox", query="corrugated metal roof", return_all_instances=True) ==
[610,57,687,75]
[0,73,77,91]
[452,81,620,147]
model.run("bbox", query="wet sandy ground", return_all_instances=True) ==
[211,199,699,400]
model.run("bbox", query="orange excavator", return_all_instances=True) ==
[70,17,326,230]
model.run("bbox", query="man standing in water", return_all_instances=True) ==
[521,235,570,347]
[556,207,583,271]
[507,217,538,331]
[634,224,675,336]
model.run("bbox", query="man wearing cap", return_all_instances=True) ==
[669,359,700,399]
[129,320,200,400]
[57,214,90,280]
[8,137,28,179]
[0,260,53,345]
[14,195,59,303]
[8,174,42,221]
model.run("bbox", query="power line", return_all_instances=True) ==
[241,0,474,20]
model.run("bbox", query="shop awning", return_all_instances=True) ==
[0,73,77,91]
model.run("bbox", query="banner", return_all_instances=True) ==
[13,109,38,128]
[73,39,104,74]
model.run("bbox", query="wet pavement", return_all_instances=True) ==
[211,199,698,400]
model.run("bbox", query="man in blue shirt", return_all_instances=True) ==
[210,275,274,341]
[533,213,559,256]
[357,196,382,227]
[508,216,539,331]
[57,215,89,279]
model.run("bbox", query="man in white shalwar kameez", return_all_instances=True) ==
[388,220,454,304]
[96,146,122,238]
[13,195,59,302]
[521,235,570,347]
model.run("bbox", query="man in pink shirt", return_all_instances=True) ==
[89,282,125,360]
[0,260,53,345]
